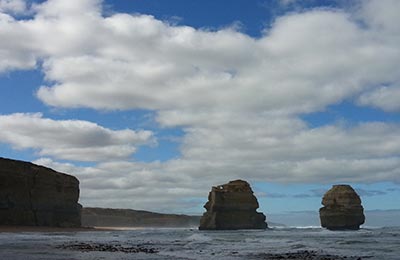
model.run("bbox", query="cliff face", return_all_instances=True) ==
[199,180,267,230]
[319,184,365,230]
[0,157,81,227]
[82,207,200,227]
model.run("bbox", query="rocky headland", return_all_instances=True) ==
[199,179,267,230]
[319,184,365,230]
[0,157,81,227]
[82,207,200,227]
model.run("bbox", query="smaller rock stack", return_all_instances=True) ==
[199,180,267,230]
[319,184,365,230]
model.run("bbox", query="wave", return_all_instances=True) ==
[270,226,322,230]
[185,233,212,242]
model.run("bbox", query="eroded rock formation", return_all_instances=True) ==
[199,179,267,230]
[0,157,81,227]
[319,184,365,230]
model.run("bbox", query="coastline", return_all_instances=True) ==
[0,225,111,233]
[0,227,396,259]
[0,225,197,233]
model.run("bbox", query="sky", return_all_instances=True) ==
[1,0,400,225]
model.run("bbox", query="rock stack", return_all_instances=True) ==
[319,184,365,230]
[199,179,267,230]
[0,157,81,227]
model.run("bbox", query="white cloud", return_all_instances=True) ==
[0,0,396,114]
[1,0,400,211]
[358,0,400,34]
[33,118,400,212]
[358,83,400,112]
[33,8,400,115]
[0,0,26,14]
[0,113,154,161]
[32,0,101,18]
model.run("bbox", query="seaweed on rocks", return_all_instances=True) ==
[56,242,158,254]
[255,250,368,260]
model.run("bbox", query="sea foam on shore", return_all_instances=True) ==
[0,226,398,259]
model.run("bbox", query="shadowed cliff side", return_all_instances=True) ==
[0,157,81,227]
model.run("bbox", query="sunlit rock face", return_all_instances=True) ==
[319,184,365,230]
[0,157,81,227]
[199,180,267,230]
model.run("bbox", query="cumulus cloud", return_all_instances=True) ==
[32,158,208,212]
[0,0,26,14]
[34,120,400,211]
[0,0,397,114]
[33,9,400,115]
[0,113,154,161]
[358,83,400,112]
[358,0,400,34]
[1,0,400,211]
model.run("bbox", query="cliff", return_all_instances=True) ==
[0,157,81,227]
[319,184,365,230]
[82,207,200,227]
[199,179,267,230]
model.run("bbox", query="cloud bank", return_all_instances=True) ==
[0,0,26,14]
[1,0,400,212]
[0,113,153,161]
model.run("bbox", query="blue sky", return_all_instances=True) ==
[1,0,400,224]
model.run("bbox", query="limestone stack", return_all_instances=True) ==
[0,157,81,227]
[319,184,365,230]
[199,180,267,230]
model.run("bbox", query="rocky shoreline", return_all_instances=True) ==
[55,243,366,260]
[56,242,158,254]
[255,250,366,259]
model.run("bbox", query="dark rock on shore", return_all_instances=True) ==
[199,179,267,230]
[256,250,364,259]
[319,184,365,230]
[0,157,81,227]
[57,242,158,254]
[82,207,200,227]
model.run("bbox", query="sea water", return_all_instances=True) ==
[0,227,399,259]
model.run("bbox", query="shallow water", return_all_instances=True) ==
[0,227,399,259]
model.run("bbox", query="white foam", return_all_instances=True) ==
[185,233,212,242]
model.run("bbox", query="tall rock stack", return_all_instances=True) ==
[319,184,365,230]
[0,157,81,227]
[199,180,267,230]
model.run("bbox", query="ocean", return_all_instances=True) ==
[0,226,399,259]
